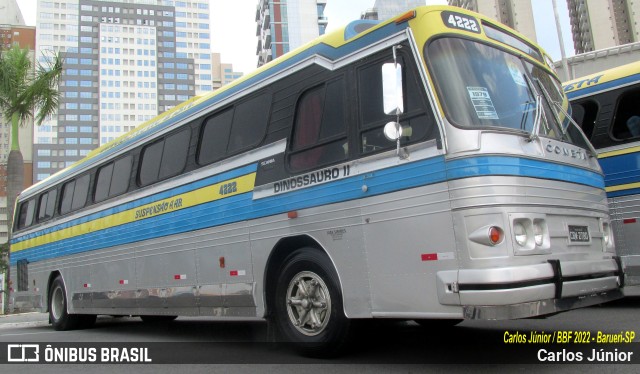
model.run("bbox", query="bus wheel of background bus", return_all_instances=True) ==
[274,248,350,357]
[49,276,94,330]
[413,319,462,329]
[139,315,178,323]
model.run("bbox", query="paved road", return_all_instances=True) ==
[0,297,638,372]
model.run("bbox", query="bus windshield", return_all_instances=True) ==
[427,37,581,146]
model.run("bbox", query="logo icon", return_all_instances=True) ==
[7,344,40,362]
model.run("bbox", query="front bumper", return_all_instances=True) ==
[463,288,623,320]
[438,258,623,320]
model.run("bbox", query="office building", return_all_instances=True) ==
[211,53,243,90]
[0,0,25,25]
[448,0,537,42]
[256,0,328,67]
[32,0,215,182]
[567,0,640,54]
[361,0,425,21]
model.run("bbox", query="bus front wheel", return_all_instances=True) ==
[274,248,350,357]
[49,276,95,330]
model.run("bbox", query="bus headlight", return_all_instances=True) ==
[513,222,528,247]
[533,220,545,247]
[511,215,550,254]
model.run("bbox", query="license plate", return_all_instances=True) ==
[568,225,590,242]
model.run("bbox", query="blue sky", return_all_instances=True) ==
[18,0,575,75]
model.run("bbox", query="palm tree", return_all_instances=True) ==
[0,45,63,312]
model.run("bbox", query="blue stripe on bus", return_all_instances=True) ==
[598,151,640,198]
[10,163,258,246]
[607,187,640,198]
[598,152,640,188]
[565,73,640,99]
[10,156,605,265]
[28,21,409,194]
[446,156,605,189]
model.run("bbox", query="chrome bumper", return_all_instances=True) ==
[438,258,624,320]
[463,288,623,320]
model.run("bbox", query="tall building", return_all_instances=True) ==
[362,0,425,21]
[567,0,640,54]
[0,0,26,25]
[32,0,214,182]
[211,53,243,90]
[448,0,537,42]
[256,0,328,67]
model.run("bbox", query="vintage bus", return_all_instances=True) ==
[10,6,622,355]
[564,60,640,295]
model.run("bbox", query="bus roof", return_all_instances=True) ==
[21,5,546,199]
[563,60,640,100]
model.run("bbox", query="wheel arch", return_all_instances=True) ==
[263,235,343,318]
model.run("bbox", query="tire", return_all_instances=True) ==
[140,315,178,323]
[49,276,93,330]
[274,248,350,357]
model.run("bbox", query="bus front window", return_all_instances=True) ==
[427,38,576,145]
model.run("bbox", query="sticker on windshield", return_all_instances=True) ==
[507,61,527,87]
[467,87,499,120]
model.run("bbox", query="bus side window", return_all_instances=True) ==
[570,100,598,140]
[288,78,348,172]
[72,175,90,211]
[59,174,90,215]
[198,92,271,166]
[37,189,57,222]
[140,128,190,186]
[16,199,36,230]
[612,88,640,141]
[358,56,433,155]
[95,156,132,203]
[199,108,234,165]
[59,180,76,215]
[160,129,190,179]
[228,93,271,154]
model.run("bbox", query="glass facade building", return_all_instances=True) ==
[256,0,328,67]
[33,0,213,182]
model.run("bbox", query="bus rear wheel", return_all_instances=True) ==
[49,276,95,330]
[274,248,350,357]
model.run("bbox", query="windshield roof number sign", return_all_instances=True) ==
[441,11,481,34]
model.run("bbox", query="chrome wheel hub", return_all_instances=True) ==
[285,271,331,336]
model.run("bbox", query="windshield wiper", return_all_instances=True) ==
[536,80,569,136]
[536,81,597,158]
[523,74,543,142]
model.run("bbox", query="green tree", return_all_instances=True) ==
[0,45,63,313]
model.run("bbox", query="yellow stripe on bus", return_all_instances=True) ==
[11,173,256,253]
[598,146,640,159]
[605,181,640,193]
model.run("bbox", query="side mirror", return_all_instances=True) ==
[383,122,403,141]
[382,63,404,116]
